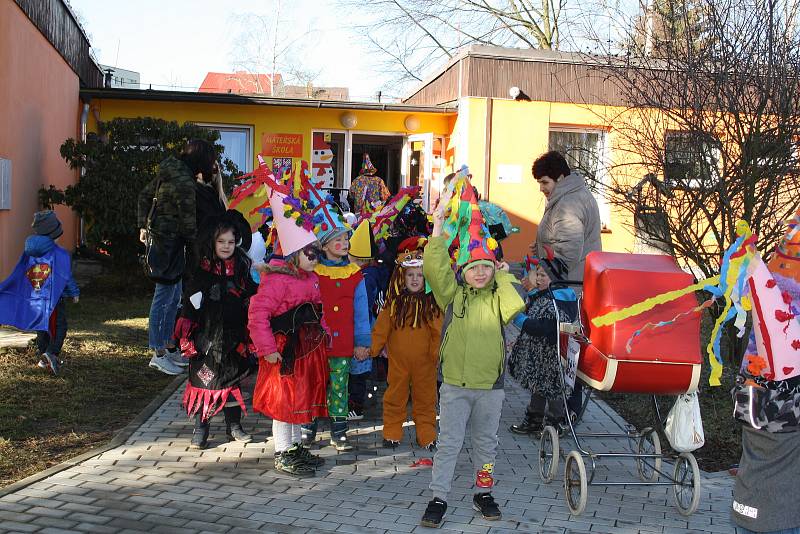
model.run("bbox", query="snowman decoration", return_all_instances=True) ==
[311,135,335,191]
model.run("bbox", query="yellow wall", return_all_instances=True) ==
[88,99,454,173]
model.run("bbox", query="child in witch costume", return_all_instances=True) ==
[507,251,577,435]
[371,236,442,449]
[301,202,372,451]
[248,184,330,477]
[420,168,524,528]
[175,211,258,449]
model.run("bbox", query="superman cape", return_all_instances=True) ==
[0,246,71,332]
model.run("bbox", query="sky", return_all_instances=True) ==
[68,0,396,101]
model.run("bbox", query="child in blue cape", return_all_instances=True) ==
[0,210,79,374]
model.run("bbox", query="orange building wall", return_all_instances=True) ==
[0,2,81,278]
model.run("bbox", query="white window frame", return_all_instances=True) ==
[664,130,721,190]
[196,122,254,173]
[310,129,352,189]
[548,127,612,229]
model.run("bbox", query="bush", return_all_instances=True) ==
[44,118,242,266]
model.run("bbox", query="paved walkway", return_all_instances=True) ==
[0,377,735,534]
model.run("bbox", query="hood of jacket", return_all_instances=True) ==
[24,235,55,257]
[547,172,589,207]
[158,156,193,182]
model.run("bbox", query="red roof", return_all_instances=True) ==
[199,71,283,95]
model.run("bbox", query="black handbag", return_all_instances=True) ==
[140,175,186,285]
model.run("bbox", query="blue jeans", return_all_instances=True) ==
[148,281,182,350]
[36,299,67,355]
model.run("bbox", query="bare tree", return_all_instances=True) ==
[589,0,800,277]
[339,0,571,91]
[228,6,318,96]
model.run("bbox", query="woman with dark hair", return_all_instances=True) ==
[174,210,258,449]
[138,139,208,375]
[510,150,602,434]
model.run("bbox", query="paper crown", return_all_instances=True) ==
[349,220,376,259]
[359,153,377,176]
[370,186,422,245]
[396,236,427,267]
[442,166,498,266]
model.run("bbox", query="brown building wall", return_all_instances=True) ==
[0,2,81,278]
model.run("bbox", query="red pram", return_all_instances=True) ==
[538,251,702,517]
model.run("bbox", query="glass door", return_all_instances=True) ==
[403,133,434,210]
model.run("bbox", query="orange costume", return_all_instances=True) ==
[370,237,443,446]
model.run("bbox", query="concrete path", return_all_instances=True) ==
[0,377,736,534]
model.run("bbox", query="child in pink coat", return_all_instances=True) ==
[248,242,330,477]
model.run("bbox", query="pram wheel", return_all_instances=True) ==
[636,427,662,482]
[538,425,559,483]
[564,451,587,515]
[672,452,700,516]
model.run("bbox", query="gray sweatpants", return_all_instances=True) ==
[430,383,505,501]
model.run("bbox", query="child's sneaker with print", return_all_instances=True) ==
[274,447,315,478]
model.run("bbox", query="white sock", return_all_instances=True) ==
[290,424,302,445]
[272,420,293,453]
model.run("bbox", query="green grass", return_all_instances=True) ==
[0,273,173,487]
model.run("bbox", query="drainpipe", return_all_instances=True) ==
[483,97,493,200]
[79,100,90,247]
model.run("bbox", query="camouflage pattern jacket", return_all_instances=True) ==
[137,156,197,243]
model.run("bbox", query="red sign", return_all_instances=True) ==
[261,133,303,158]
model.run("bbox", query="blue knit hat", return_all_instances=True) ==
[32,210,63,239]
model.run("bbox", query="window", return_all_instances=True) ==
[198,124,254,173]
[664,131,721,189]
[549,128,611,229]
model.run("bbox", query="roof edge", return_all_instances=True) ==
[81,88,458,113]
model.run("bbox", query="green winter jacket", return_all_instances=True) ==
[137,156,197,243]
[423,236,525,390]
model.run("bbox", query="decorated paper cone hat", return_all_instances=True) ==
[312,201,351,244]
[360,153,377,176]
[442,166,498,267]
[268,188,318,256]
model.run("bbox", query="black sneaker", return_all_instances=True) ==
[382,439,400,448]
[274,447,315,478]
[509,418,543,435]
[420,498,447,528]
[297,445,325,467]
[472,492,501,520]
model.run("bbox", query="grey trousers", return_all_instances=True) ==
[429,383,505,501]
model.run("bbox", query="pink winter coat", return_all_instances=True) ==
[248,261,329,357]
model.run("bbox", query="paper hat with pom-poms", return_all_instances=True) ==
[441,165,498,266]
[312,201,351,245]
[349,220,377,260]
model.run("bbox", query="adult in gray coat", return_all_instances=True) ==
[511,150,602,435]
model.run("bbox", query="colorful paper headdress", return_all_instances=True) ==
[359,153,377,176]
[349,220,376,260]
[370,186,422,245]
[312,201,351,244]
[442,166,498,266]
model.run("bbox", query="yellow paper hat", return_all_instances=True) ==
[349,220,375,259]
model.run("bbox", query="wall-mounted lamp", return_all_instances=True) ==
[509,86,531,101]
[404,115,421,132]
[340,112,358,129]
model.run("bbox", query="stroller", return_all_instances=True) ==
[538,252,703,516]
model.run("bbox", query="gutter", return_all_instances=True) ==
[79,88,457,114]
[78,99,90,247]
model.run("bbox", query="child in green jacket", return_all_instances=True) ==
[420,174,524,528]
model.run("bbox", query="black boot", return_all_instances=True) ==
[330,417,353,451]
[191,415,210,449]
[224,406,252,443]
[509,415,543,435]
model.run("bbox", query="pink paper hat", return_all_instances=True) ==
[268,188,318,256]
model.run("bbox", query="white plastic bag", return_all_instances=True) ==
[664,392,705,452]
